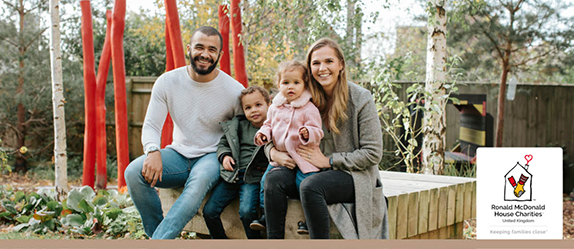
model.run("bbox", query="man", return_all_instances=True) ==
[124,26,245,239]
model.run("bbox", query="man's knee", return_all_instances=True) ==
[124,159,144,185]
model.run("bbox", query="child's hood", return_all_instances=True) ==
[272,90,312,108]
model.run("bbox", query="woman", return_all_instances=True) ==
[263,38,389,239]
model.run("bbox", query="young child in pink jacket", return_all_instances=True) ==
[255,60,324,180]
[253,60,323,234]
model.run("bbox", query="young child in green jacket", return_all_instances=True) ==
[202,86,271,239]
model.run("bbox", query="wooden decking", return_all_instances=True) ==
[381,171,476,239]
[159,171,476,239]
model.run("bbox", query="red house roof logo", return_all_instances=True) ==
[504,155,533,201]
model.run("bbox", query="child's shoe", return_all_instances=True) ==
[250,215,266,231]
[297,221,309,235]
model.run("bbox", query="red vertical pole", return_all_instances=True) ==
[160,0,186,148]
[164,0,186,67]
[94,10,113,189]
[161,16,174,148]
[218,5,231,75]
[111,0,128,188]
[230,0,248,87]
[80,0,97,189]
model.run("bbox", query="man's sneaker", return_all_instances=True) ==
[297,221,309,235]
[250,215,266,231]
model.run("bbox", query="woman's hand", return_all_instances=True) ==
[298,145,331,169]
[270,147,296,169]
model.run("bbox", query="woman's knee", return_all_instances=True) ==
[299,177,324,201]
[264,168,290,190]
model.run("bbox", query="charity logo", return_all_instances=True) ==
[504,155,533,201]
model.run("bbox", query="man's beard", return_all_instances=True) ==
[190,51,220,75]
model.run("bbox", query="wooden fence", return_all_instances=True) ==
[125,78,574,165]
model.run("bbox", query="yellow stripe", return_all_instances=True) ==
[473,104,484,115]
[459,127,485,146]
[459,100,468,105]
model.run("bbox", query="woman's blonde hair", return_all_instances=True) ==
[305,38,348,134]
[275,60,309,89]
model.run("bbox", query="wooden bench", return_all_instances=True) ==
[159,171,476,239]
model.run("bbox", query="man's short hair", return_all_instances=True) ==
[190,26,223,50]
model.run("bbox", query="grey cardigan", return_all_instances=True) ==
[327,82,388,239]
[265,82,389,239]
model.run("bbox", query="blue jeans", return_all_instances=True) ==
[124,148,220,239]
[259,165,318,209]
[202,172,261,239]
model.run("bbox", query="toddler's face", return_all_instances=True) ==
[278,68,306,103]
[241,91,269,127]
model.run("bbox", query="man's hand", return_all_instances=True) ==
[255,133,268,145]
[142,151,163,187]
[299,127,309,141]
[222,156,235,171]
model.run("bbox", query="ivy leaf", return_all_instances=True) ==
[78,199,94,214]
[60,209,73,217]
[104,208,122,220]
[79,186,95,200]
[15,215,30,224]
[93,196,109,207]
[67,189,86,212]
[62,214,85,227]
[13,222,31,232]
[15,191,25,202]
[0,211,13,220]
[47,201,63,214]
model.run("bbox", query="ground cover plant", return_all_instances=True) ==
[0,184,145,239]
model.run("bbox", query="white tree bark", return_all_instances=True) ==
[49,0,68,198]
[422,0,447,175]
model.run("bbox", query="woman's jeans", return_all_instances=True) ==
[264,167,353,239]
[202,172,261,239]
[124,148,220,239]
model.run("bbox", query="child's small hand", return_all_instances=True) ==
[255,133,268,145]
[222,156,235,171]
[299,127,309,140]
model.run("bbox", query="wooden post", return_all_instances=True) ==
[94,10,113,189]
[111,0,128,188]
[218,5,231,75]
[230,0,248,87]
[80,0,97,189]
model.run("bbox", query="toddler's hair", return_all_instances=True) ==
[275,60,309,88]
[239,85,271,106]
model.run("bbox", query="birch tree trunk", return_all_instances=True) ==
[422,0,447,175]
[49,0,68,198]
